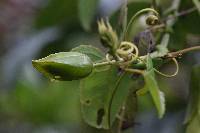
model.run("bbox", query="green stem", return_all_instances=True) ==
[152,0,158,10]
[120,0,128,41]
[93,60,124,67]
[93,61,116,67]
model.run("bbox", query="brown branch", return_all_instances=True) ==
[167,45,200,58]
[161,7,197,22]
[149,7,197,31]
[149,23,165,31]
[167,7,197,20]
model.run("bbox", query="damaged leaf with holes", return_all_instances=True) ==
[80,65,137,129]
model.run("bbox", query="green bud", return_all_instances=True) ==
[32,52,93,81]
[97,19,118,52]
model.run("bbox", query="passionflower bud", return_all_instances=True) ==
[97,19,118,51]
[32,52,93,81]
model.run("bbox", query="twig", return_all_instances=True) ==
[163,7,197,21]
[149,7,197,31]
[166,45,200,58]
[94,46,200,68]
[149,23,165,31]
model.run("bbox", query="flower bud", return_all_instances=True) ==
[97,19,118,51]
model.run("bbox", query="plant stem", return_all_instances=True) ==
[163,7,197,21]
[167,45,200,58]
[93,60,117,67]
[120,0,128,41]
[94,46,200,68]
[152,0,158,10]
[149,23,165,31]
[149,7,197,32]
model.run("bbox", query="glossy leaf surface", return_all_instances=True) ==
[71,45,105,62]
[32,52,93,81]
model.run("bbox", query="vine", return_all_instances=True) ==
[32,3,200,133]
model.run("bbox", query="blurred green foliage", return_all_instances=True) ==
[0,80,81,124]
[0,0,199,132]
[35,0,78,29]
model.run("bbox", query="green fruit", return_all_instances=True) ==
[32,52,93,81]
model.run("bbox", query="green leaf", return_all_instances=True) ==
[185,66,200,133]
[123,89,138,127]
[144,54,165,118]
[71,45,105,62]
[78,0,99,31]
[32,52,93,81]
[80,67,135,129]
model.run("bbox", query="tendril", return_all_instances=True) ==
[146,14,159,26]
[124,8,159,41]
[154,57,179,77]
[106,54,113,62]
[116,41,139,63]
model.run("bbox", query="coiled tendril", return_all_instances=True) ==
[146,14,159,26]
[116,41,139,64]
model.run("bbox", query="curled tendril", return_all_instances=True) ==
[106,54,113,62]
[146,14,159,26]
[124,8,159,41]
[154,57,179,77]
[116,41,139,63]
